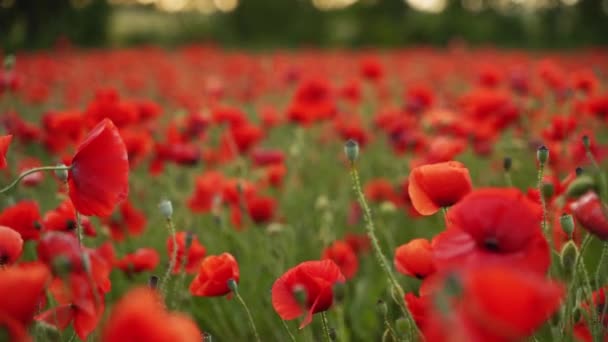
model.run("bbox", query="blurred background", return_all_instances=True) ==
[1,0,607,50]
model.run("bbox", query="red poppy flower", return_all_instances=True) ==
[322,240,358,280]
[271,260,345,328]
[364,178,402,206]
[0,201,41,241]
[433,188,550,275]
[116,248,160,274]
[573,286,608,342]
[167,232,207,274]
[102,287,202,342]
[188,171,225,213]
[247,196,276,224]
[103,200,146,241]
[68,118,129,217]
[251,148,285,166]
[42,199,96,237]
[394,238,435,279]
[0,262,50,327]
[0,135,12,169]
[189,253,239,297]
[408,161,472,215]
[0,226,23,266]
[265,164,286,188]
[344,233,370,255]
[570,191,608,240]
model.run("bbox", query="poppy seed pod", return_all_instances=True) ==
[344,139,359,164]
[560,214,575,238]
[376,299,388,316]
[537,145,549,165]
[158,199,173,220]
[54,164,68,183]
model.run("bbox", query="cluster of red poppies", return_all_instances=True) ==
[1,46,608,341]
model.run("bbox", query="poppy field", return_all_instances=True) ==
[1,46,608,342]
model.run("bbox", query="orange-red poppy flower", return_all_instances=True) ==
[0,201,41,241]
[0,134,12,169]
[167,232,207,274]
[408,161,472,215]
[271,260,345,328]
[189,253,239,297]
[322,240,358,280]
[42,199,96,237]
[0,226,23,266]
[394,238,435,279]
[0,262,50,327]
[68,118,129,217]
[102,287,201,342]
[570,191,608,240]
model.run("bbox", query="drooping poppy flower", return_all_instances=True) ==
[42,199,96,237]
[0,201,41,241]
[68,118,129,217]
[321,240,358,280]
[246,196,276,224]
[570,191,608,240]
[408,161,472,215]
[394,238,435,279]
[433,188,550,275]
[271,259,345,328]
[116,248,160,274]
[167,232,207,274]
[417,266,564,342]
[0,226,23,266]
[189,253,239,297]
[102,287,202,342]
[0,135,13,169]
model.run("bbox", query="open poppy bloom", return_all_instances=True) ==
[189,253,239,297]
[116,248,160,274]
[167,232,207,274]
[322,240,358,280]
[68,118,129,217]
[102,200,146,241]
[0,200,41,241]
[42,199,96,237]
[0,134,12,169]
[570,191,608,240]
[271,260,345,328]
[246,196,276,224]
[102,287,202,342]
[408,161,472,215]
[0,226,23,266]
[433,188,550,275]
[394,238,435,279]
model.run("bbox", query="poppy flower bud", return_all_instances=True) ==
[541,182,554,201]
[582,135,590,150]
[158,199,173,220]
[344,139,359,164]
[376,299,388,316]
[537,145,549,165]
[54,164,68,183]
[560,214,575,238]
[566,175,596,198]
[227,278,238,293]
[395,317,409,337]
[503,157,512,172]
[560,240,578,280]
[148,275,159,289]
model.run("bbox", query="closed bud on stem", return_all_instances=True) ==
[582,135,591,150]
[148,275,159,289]
[395,317,409,337]
[344,139,359,165]
[537,145,549,165]
[560,214,575,239]
[55,164,68,183]
[376,299,388,317]
[158,199,173,220]
[566,174,597,198]
[227,278,238,293]
[560,240,579,281]
[503,157,512,172]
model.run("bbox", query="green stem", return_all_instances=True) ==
[75,211,83,247]
[504,171,513,187]
[0,165,72,194]
[160,218,178,300]
[383,310,398,342]
[321,312,331,342]
[349,167,417,336]
[537,163,549,238]
[586,149,608,202]
[595,242,608,290]
[279,318,297,342]
[234,291,261,342]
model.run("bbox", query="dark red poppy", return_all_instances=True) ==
[167,232,207,274]
[0,201,41,241]
[116,248,160,274]
[189,253,239,297]
[0,135,13,169]
[42,199,96,237]
[322,240,358,280]
[570,191,608,240]
[102,287,202,342]
[433,188,550,275]
[271,260,345,328]
[408,161,472,215]
[251,148,285,167]
[68,118,129,217]
[394,238,435,279]
[0,226,23,266]
[247,196,276,224]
